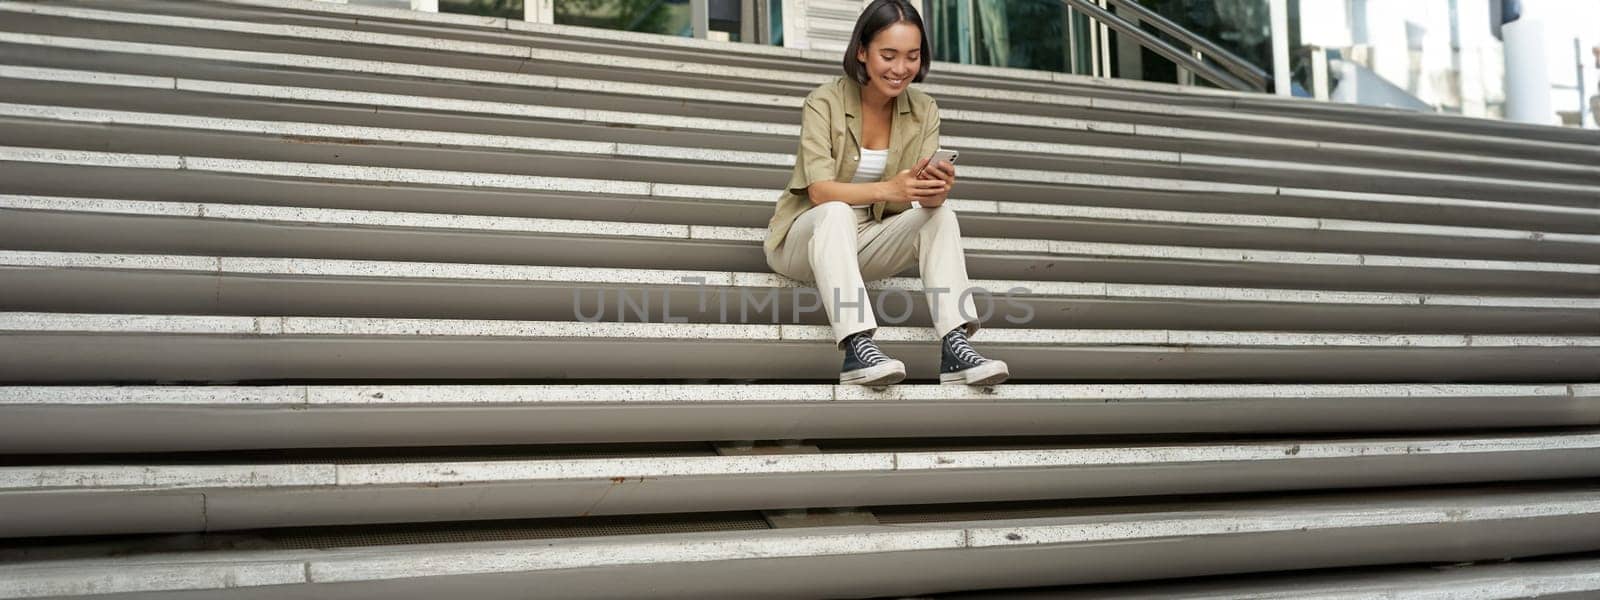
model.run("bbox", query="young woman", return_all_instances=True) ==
[765,0,1008,387]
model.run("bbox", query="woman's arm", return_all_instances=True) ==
[806,180,875,206]
[808,179,882,206]
[809,163,947,207]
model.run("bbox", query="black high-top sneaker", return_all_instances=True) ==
[840,332,906,386]
[940,328,1009,385]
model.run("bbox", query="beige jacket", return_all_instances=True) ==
[764,75,942,255]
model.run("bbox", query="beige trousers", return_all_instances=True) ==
[766,201,981,350]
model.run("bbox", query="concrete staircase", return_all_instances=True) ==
[0,0,1597,597]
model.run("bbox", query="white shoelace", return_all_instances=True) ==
[945,332,988,366]
[850,335,890,365]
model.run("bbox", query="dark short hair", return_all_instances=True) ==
[842,0,932,85]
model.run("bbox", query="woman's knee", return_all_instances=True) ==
[921,205,960,228]
[803,201,857,234]
[811,200,855,219]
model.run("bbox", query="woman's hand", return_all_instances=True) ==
[880,157,949,205]
[913,157,956,208]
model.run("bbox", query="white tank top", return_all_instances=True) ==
[849,147,889,183]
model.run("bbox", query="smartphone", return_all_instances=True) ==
[915,148,959,179]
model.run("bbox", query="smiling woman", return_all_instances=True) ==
[763,0,1010,388]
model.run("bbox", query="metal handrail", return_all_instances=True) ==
[1058,0,1272,93]
[1101,0,1272,90]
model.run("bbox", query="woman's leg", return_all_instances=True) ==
[859,206,1007,385]
[856,205,980,338]
[766,202,877,350]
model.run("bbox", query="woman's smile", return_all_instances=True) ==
[857,21,923,101]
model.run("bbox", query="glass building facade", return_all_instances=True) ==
[438,0,1273,83]
[926,0,1272,85]
[552,0,695,38]
[444,0,757,42]
[440,0,524,20]
[434,0,1550,121]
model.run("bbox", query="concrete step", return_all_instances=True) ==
[3,383,1594,453]
[4,251,1594,333]
[3,73,1595,235]
[7,72,1597,201]
[0,0,1593,593]
[5,193,1596,296]
[9,0,1598,164]
[935,554,1600,599]
[5,431,1600,538]
[2,95,1598,244]
[0,16,1596,179]
[806,0,864,22]
[6,59,1594,192]
[1,312,1596,383]
[1,482,1597,599]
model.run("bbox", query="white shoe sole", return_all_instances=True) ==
[940,360,1009,386]
[841,360,906,386]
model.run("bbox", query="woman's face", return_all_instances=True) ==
[856,21,923,100]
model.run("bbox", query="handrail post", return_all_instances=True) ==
[1310,45,1330,100]
[525,0,553,24]
[1177,48,1202,87]
[1269,0,1291,95]
[1094,0,1111,78]
[1065,4,1077,75]
[1113,0,1141,81]
[692,0,710,39]
[957,0,974,66]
